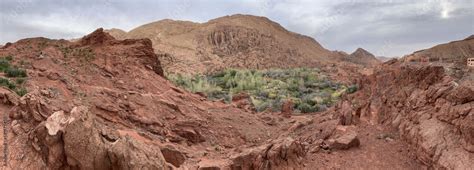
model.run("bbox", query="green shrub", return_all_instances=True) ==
[15,88,27,96]
[347,84,359,94]
[269,99,283,112]
[0,78,16,90]
[0,59,11,72]
[0,57,28,94]
[3,55,13,61]
[170,74,190,87]
[15,78,26,84]
[74,48,95,62]
[207,89,228,100]
[252,98,270,112]
[167,68,345,113]
[296,102,318,113]
[6,67,27,77]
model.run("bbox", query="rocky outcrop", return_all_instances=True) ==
[0,28,292,169]
[344,48,381,67]
[208,25,275,56]
[326,126,360,150]
[334,63,474,169]
[78,28,165,77]
[78,28,116,46]
[32,106,167,169]
[196,137,306,170]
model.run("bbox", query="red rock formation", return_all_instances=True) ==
[78,28,116,46]
[334,61,474,169]
[0,28,305,169]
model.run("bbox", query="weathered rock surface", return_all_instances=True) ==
[212,137,306,170]
[0,28,293,169]
[334,62,474,169]
[327,126,360,150]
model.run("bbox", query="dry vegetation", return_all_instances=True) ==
[168,68,357,113]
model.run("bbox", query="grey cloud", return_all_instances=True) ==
[0,0,472,57]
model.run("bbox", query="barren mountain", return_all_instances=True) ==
[343,48,381,67]
[402,35,474,66]
[106,14,349,75]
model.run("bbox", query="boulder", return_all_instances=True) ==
[32,106,167,169]
[327,126,360,150]
[229,137,305,170]
[172,127,205,143]
[161,145,186,167]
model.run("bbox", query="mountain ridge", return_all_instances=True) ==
[402,35,474,65]
[105,14,355,75]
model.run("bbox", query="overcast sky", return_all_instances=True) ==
[0,0,473,57]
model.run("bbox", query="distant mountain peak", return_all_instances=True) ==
[351,48,375,58]
[344,47,380,67]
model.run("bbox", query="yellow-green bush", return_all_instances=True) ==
[168,68,352,113]
[0,56,28,96]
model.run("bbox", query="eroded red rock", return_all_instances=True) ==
[333,62,474,169]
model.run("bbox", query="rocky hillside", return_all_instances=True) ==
[0,29,316,169]
[402,35,474,66]
[106,14,352,75]
[343,48,381,67]
[332,61,473,169]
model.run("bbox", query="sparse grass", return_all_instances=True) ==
[14,87,28,97]
[59,46,95,62]
[0,55,28,96]
[0,78,16,90]
[347,84,358,94]
[0,58,11,72]
[73,48,95,62]
[5,67,27,77]
[59,46,73,58]
[4,55,13,61]
[168,68,354,113]
[15,78,26,85]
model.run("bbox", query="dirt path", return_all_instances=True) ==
[305,124,424,169]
